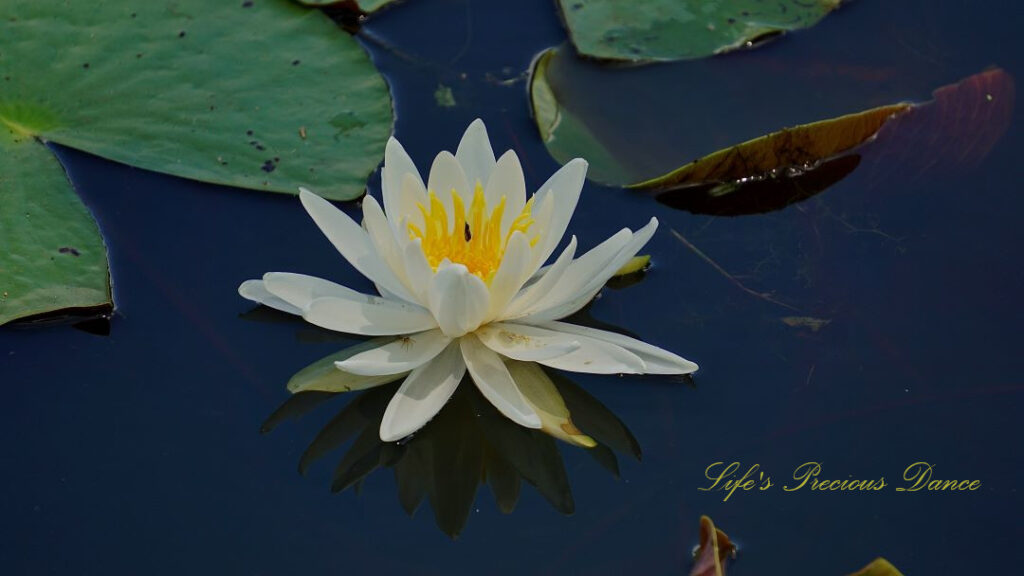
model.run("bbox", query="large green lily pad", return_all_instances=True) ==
[0,128,110,325]
[0,0,393,325]
[1,0,391,200]
[556,0,844,62]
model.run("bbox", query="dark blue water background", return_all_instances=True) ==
[1,0,1021,573]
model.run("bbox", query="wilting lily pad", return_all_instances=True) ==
[0,132,110,325]
[556,0,845,62]
[530,45,1014,215]
[1,0,393,324]
[294,0,400,13]
[638,68,1014,214]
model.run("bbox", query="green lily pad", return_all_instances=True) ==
[294,0,401,13]
[1,0,391,200]
[0,130,110,325]
[1,0,393,324]
[556,0,844,62]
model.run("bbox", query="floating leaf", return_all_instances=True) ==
[1,0,393,324]
[2,1,391,199]
[529,34,1015,206]
[638,68,1015,213]
[556,0,844,62]
[847,558,904,576]
[690,515,736,576]
[633,104,908,190]
[0,133,110,325]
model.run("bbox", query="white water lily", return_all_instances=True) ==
[240,119,697,442]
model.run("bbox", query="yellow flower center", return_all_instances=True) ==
[408,183,537,282]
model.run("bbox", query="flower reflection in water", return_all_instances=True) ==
[263,361,640,538]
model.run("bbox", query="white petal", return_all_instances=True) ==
[426,151,469,226]
[362,195,416,298]
[460,334,541,428]
[485,232,532,320]
[382,137,424,225]
[238,279,302,315]
[455,119,497,190]
[401,236,433,304]
[335,328,451,375]
[526,326,646,374]
[484,150,526,231]
[298,188,418,304]
[502,236,577,318]
[530,158,587,271]
[427,263,490,337]
[580,217,659,296]
[476,322,580,361]
[303,294,437,336]
[512,228,632,321]
[263,272,364,310]
[540,321,698,374]
[524,218,659,323]
[395,173,427,232]
[379,341,466,442]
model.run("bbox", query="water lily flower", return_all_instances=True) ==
[240,119,698,442]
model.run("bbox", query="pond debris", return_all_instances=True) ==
[299,126,307,139]
[670,228,798,311]
[781,316,832,332]
[434,84,456,108]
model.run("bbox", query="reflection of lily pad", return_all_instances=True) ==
[556,0,844,62]
[1,0,393,324]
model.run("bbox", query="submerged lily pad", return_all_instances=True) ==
[530,48,631,184]
[1,0,393,324]
[0,132,110,325]
[556,0,844,62]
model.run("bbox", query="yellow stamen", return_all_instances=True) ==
[408,183,538,282]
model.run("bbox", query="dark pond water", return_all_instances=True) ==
[2,0,1021,573]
